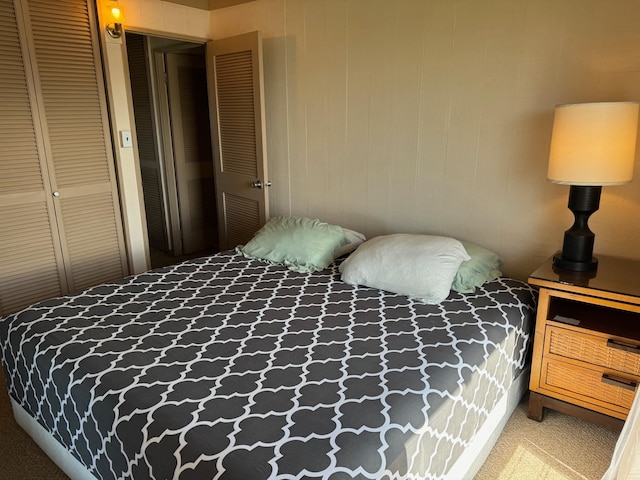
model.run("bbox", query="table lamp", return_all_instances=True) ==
[548,101,639,272]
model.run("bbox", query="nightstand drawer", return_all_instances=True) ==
[547,325,640,376]
[541,358,638,413]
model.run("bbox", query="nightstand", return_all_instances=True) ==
[528,254,640,430]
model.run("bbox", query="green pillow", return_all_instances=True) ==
[452,241,503,293]
[236,216,348,273]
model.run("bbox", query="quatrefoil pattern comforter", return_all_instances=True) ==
[0,251,536,480]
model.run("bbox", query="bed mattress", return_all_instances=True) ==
[0,251,536,479]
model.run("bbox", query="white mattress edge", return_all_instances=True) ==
[445,367,530,480]
[11,398,98,480]
[11,368,530,480]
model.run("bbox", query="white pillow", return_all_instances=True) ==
[339,234,471,304]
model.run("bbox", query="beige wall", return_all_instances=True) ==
[209,0,640,280]
[119,0,210,36]
[100,0,640,280]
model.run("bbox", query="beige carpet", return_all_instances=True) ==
[0,368,67,479]
[0,364,620,479]
[476,397,620,480]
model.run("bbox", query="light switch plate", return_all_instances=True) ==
[120,130,132,148]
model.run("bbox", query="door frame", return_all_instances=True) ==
[126,32,214,259]
[102,25,269,271]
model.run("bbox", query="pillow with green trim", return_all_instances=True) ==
[339,234,470,304]
[236,216,349,273]
[452,241,503,293]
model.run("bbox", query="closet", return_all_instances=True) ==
[0,0,127,316]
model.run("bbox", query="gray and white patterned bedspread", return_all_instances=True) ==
[0,251,536,480]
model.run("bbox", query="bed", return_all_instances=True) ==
[1,222,537,480]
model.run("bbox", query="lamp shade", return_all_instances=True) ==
[104,0,125,23]
[548,102,639,185]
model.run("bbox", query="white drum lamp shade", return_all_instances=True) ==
[548,102,638,185]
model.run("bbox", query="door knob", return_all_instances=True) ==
[252,180,272,189]
[53,191,60,197]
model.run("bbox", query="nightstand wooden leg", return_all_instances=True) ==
[527,391,624,430]
[528,392,544,421]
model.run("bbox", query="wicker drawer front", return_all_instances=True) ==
[542,359,637,411]
[548,326,640,376]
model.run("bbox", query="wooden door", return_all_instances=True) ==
[207,31,269,250]
[166,52,217,255]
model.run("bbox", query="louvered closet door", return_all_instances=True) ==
[0,0,66,314]
[126,34,170,253]
[28,0,126,291]
[207,31,269,250]
[0,0,127,315]
[24,0,127,293]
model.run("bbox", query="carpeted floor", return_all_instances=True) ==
[0,365,620,479]
[0,368,67,479]
[475,397,620,480]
